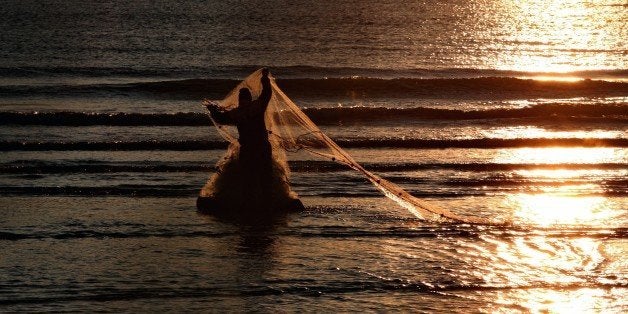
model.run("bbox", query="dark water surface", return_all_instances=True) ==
[1,0,626,312]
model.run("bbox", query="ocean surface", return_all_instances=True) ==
[1,0,627,312]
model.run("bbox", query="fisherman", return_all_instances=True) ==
[204,68,273,181]
[199,69,303,218]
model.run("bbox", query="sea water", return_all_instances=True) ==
[1,0,626,312]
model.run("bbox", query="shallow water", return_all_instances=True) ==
[2,143,626,312]
[1,0,627,312]
[1,196,626,312]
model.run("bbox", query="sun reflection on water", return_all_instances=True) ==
[506,194,616,227]
[484,127,625,140]
[494,147,625,165]
[492,146,624,226]
[480,224,613,312]
[491,288,613,313]
[494,0,619,73]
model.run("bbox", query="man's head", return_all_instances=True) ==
[239,88,252,104]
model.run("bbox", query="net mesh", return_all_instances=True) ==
[203,69,493,224]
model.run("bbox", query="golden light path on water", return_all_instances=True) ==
[484,127,625,140]
[447,143,628,311]
[381,140,626,310]
[507,195,616,227]
[388,0,626,307]
[492,0,621,73]
[491,288,615,313]
[493,146,625,226]
[494,147,625,165]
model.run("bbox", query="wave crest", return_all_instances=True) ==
[2,103,626,126]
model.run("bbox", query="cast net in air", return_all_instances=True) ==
[203,69,492,224]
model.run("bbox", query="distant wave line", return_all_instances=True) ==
[1,138,626,151]
[1,162,626,174]
[0,182,628,198]
[0,281,625,305]
[1,65,626,80]
[1,104,626,126]
[1,227,624,242]
[1,76,626,100]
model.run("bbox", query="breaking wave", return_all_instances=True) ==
[2,161,625,174]
[1,76,627,100]
[1,138,626,151]
[1,103,626,126]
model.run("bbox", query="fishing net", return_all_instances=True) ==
[202,69,491,224]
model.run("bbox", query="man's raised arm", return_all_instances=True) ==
[257,68,272,111]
